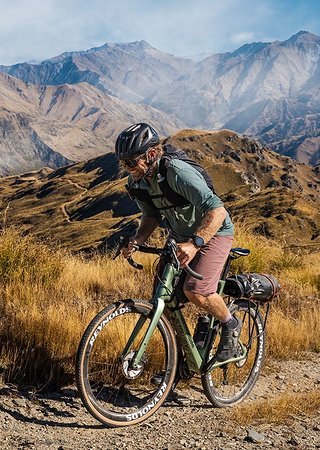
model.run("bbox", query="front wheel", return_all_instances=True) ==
[76,299,178,427]
[202,300,266,407]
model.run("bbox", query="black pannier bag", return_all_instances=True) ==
[224,273,280,303]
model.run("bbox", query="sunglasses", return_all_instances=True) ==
[119,154,145,168]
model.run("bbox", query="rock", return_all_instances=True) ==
[167,444,184,450]
[229,151,241,162]
[12,397,27,408]
[245,429,269,443]
[287,436,299,446]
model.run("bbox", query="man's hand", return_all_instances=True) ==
[177,241,199,268]
[121,238,138,259]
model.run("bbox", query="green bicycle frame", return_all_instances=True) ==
[125,262,247,372]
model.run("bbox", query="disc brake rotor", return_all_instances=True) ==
[122,350,147,379]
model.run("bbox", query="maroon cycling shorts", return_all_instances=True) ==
[183,235,233,296]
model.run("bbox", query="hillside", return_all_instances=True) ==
[0,72,183,175]
[0,129,318,252]
[146,31,320,166]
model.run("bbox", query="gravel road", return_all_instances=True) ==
[1,354,319,450]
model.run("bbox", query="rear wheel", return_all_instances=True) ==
[76,299,177,427]
[202,300,266,407]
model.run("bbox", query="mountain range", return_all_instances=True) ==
[0,30,319,174]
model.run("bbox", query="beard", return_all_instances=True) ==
[126,159,157,181]
[129,166,148,181]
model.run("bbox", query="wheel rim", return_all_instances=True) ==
[82,309,172,420]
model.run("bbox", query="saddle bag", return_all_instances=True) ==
[224,273,280,303]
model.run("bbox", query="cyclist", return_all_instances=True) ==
[116,123,241,362]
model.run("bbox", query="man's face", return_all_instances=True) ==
[119,149,155,180]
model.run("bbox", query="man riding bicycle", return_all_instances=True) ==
[116,123,241,362]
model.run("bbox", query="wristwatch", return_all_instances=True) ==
[192,235,205,248]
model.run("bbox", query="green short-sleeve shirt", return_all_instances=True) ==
[128,159,234,242]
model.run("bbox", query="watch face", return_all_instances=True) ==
[194,236,205,247]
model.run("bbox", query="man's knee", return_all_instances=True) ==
[184,289,208,308]
[184,288,222,305]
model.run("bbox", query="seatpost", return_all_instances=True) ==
[220,254,235,280]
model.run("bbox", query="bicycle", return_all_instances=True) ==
[76,237,272,427]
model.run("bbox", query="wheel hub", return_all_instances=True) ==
[122,350,146,379]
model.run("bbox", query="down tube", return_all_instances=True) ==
[169,308,202,373]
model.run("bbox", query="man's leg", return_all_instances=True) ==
[183,236,242,362]
[183,291,230,321]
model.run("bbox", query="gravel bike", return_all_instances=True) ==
[76,238,271,427]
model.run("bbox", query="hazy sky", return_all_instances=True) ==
[0,0,319,65]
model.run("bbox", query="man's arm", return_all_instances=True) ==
[122,214,160,258]
[134,214,160,244]
[195,206,227,244]
[177,206,227,267]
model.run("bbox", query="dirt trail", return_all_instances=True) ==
[60,179,88,223]
[1,353,319,449]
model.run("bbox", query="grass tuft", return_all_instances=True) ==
[232,390,320,425]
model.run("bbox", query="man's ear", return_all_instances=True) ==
[147,148,156,164]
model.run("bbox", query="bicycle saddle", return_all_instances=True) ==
[230,248,250,257]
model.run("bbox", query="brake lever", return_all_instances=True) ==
[127,257,143,270]
[112,236,129,260]
[113,237,144,270]
[167,238,203,280]
[184,264,203,280]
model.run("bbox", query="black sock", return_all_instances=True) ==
[224,316,238,330]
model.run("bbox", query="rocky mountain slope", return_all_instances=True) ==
[0,129,318,252]
[1,32,319,167]
[0,72,183,175]
[146,31,320,166]
[0,40,194,104]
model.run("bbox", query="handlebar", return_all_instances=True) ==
[113,236,203,280]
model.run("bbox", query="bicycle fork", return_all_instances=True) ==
[120,298,165,370]
[120,263,177,370]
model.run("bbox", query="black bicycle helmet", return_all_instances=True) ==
[115,123,160,159]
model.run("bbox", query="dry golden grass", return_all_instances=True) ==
[267,305,320,358]
[231,390,320,425]
[0,224,319,388]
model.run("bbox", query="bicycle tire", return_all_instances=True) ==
[201,299,266,407]
[76,299,178,427]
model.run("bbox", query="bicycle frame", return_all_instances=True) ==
[124,260,247,374]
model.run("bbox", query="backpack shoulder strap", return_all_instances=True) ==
[158,156,190,207]
[125,176,181,211]
[125,183,155,207]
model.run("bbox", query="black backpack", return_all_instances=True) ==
[125,144,216,211]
